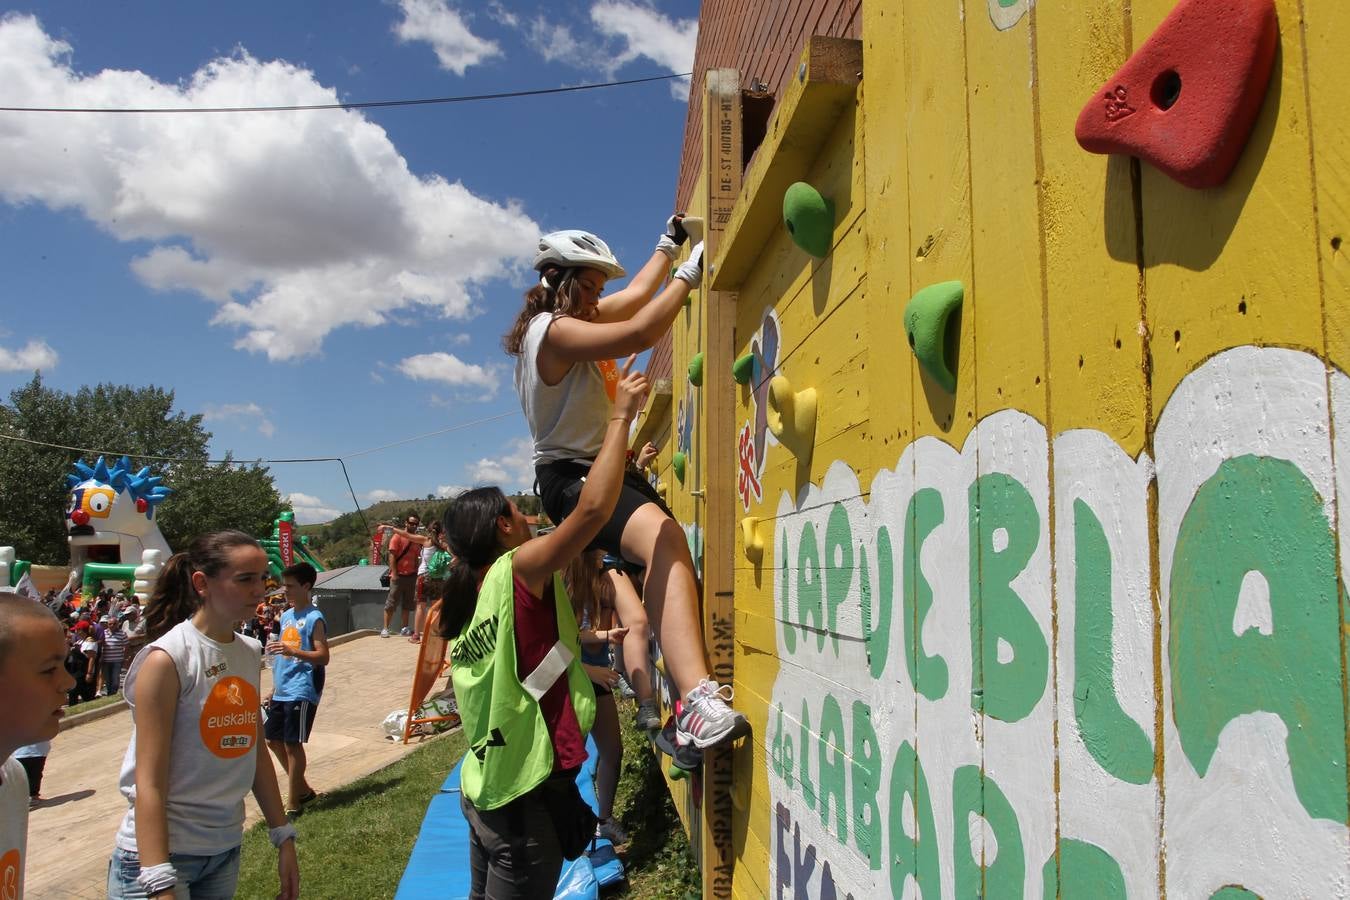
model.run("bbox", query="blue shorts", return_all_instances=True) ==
[107,845,240,899]
[264,698,318,744]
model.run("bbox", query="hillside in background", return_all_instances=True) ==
[299,493,542,568]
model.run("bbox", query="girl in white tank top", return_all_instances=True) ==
[107,531,299,900]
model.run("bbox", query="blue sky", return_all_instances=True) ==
[0,1,699,523]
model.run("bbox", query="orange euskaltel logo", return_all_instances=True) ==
[281,624,301,651]
[198,675,260,759]
[1,847,20,900]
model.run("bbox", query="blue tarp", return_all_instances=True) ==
[396,737,625,899]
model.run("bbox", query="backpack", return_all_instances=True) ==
[426,549,452,580]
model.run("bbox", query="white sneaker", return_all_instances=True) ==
[380,629,390,638]
[675,679,750,750]
[634,698,662,731]
[596,817,629,844]
[399,626,412,636]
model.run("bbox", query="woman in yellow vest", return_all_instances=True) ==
[439,357,648,899]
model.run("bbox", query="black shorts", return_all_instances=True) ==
[536,460,674,560]
[265,699,318,744]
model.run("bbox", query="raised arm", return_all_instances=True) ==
[594,215,691,323]
[543,243,703,364]
[513,358,649,594]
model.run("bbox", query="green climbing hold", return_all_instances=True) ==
[673,451,687,484]
[783,181,835,258]
[732,353,754,385]
[904,281,964,392]
[688,352,705,387]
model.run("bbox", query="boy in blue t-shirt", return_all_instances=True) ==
[264,562,330,815]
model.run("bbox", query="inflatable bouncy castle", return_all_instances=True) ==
[66,455,172,593]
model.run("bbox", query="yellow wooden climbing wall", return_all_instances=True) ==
[653,0,1350,896]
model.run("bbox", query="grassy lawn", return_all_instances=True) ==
[235,732,467,899]
[64,694,126,716]
[234,697,700,899]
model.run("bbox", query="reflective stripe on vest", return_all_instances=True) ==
[521,639,573,701]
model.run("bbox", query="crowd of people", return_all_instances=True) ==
[1,213,747,900]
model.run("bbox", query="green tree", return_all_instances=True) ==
[0,373,282,562]
[155,457,285,551]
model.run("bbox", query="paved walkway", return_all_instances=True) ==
[27,632,430,899]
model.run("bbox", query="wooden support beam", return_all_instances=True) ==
[699,66,742,900]
[709,36,862,292]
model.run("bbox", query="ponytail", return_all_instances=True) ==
[502,270,588,356]
[440,557,479,638]
[144,552,198,643]
[143,529,262,643]
[438,487,514,639]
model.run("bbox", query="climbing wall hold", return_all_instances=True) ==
[673,451,687,484]
[741,517,765,563]
[1073,0,1278,189]
[656,479,669,500]
[688,353,705,387]
[766,375,817,464]
[732,353,755,386]
[782,182,835,258]
[904,281,963,393]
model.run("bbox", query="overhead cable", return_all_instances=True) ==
[0,72,692,114]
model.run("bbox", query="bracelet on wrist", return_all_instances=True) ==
[269,822,298,848]
[136,863,178,895]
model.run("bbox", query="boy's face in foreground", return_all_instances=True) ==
[1,617,75,748]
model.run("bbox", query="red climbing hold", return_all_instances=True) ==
[1074,0,1278,189]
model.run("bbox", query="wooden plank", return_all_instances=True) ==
[901,4,979,897]
[711,36,863,291]
[1303,9,1350,898]
[1308,0,1350,371]
[700,66,744,900]
[1031,0,1162,895]
[1126,0,1345,896]
[964,5,1057,895]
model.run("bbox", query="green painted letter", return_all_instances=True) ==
[905,488,949,700]
[851,701,881,869]
[1073,499,1153,784]
[952,766,1025,899]
[888,742,940,898]
[970,473,1049,721]
[818,694,847,844]
[1169,455,1347,822]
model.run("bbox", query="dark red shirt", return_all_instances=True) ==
[512,576,586,772]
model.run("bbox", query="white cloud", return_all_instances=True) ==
[202,401,274,438]
[485,1,519,29]
[524,19,601,65]
[511,3,696,101]
[435,483,469,498]
[469,437,534,491]
[393,0,500,75]
[448,333,472,346]
[590,2,696,99]
[0,15,538,361]
[286,492,342,524]
[362,488,401,504]
[397,352,498,395]
[0,338,58,372]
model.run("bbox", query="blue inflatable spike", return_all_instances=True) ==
[73,460,96,480]
[65,474,80,489]
[92,457,111,484]
[134,466,152,481]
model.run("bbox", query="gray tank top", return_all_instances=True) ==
[515,313,611,466]
[115,620,263,856]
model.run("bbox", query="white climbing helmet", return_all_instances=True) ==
[533,230,626,280]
